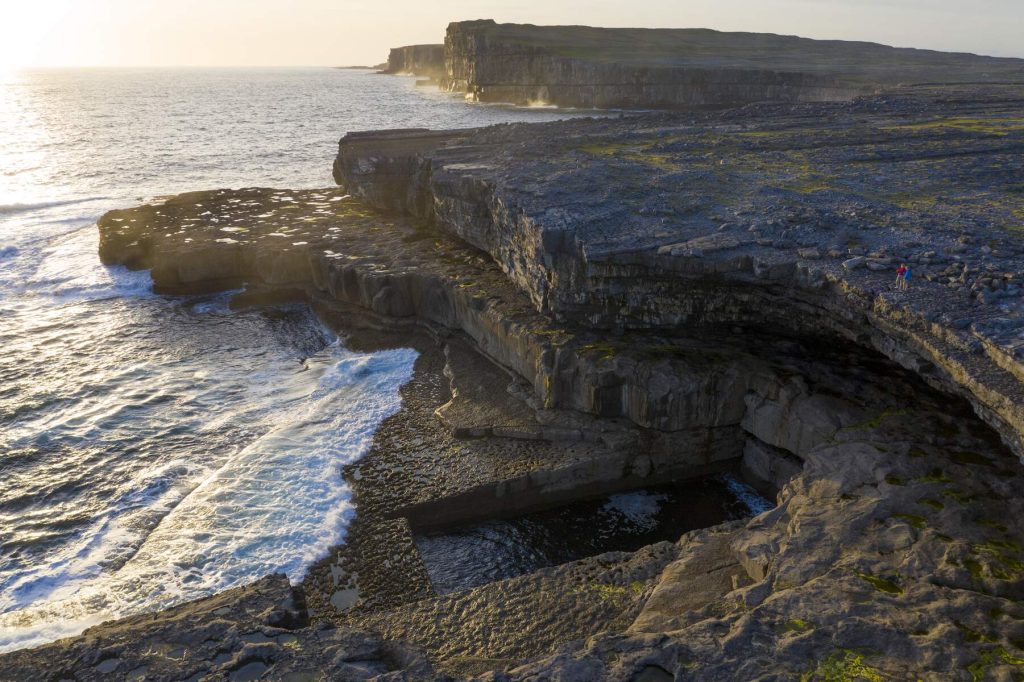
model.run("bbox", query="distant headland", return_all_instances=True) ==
[386,19,1024,108]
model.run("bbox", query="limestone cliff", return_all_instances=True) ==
[384,44,445,80]
[334,86,1024,462]
[440,20,1024,108]
[14,80,1024,680]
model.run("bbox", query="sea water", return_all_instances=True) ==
[0,67,592,652]
[415,474,772,595]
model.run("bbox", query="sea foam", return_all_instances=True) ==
[0,344,417,653]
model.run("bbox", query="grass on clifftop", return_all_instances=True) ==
[577,141,680,171]
[882,117,1024,136]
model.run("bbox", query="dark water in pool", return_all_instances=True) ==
[415,473,773,594]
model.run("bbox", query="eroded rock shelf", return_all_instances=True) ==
[5,85,1024,681]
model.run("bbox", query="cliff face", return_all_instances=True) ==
[440,20,1024,108]
[384,44,445,80]
[67,88,1024,678]
[334,87,1024,463]
[443,24,862,108]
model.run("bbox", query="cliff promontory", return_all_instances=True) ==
[6,77,1024,681]
[439,20,1024,108]
[384,44,446,80]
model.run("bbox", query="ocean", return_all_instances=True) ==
[0,67,589,652]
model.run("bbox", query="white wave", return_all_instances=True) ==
[0,459,210,614]
[0,344,417,654]
[0,197,108,217]
[723,474,774,516]
[22,226,155,303]
[603,491,669,531]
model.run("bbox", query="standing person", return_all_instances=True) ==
[895,263,907,290]
[902,265,912,291]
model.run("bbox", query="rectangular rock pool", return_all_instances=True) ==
[414,473,772,595]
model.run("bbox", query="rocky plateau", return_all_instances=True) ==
[4,70,1024,682]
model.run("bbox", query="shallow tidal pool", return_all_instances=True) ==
[415,473,772,594]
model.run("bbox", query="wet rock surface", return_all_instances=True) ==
[0,574,436,682]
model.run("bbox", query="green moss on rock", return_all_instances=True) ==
[892,513,927,530]
[801,649,888,682]
[856,571,904,595]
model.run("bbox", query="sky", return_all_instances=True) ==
[1,0,1022,68]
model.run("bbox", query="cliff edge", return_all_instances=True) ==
[438,19,1024,108]
[384,44,445,80]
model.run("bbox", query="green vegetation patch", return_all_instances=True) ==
[842,410,907,432]
[801,649,889,682]
[964,558,985,580]
[883,191,941,213]
[979,519,1010,533]
[884,117,1024,136]
[974,538,1022,555]
[579,341,621,361]
[917,497,945,510]
[969,539,1024,578]
[577,141,680,171]
[956,620,999,644]
[942,488,975,504]
[855,571,904,595]
[892,513,927,530]
[781,618,816,635]
[968,646,1024,682]
[915,468,952,484]
[950,451,995,467]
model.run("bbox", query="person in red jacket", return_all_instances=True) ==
[895,263,907,290]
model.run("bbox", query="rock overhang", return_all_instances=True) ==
[36,82,1024,680]
[334,85,1024,463]
[70,132,1024,677]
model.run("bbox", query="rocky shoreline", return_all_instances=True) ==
[4,83,1024,680]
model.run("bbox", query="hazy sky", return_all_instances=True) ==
[2,0,1022,68]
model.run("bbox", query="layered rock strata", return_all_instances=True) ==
[334,86,1024,464]
[438,20,1024,108]
[385,44,446,80]
[7,86,1024,680]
